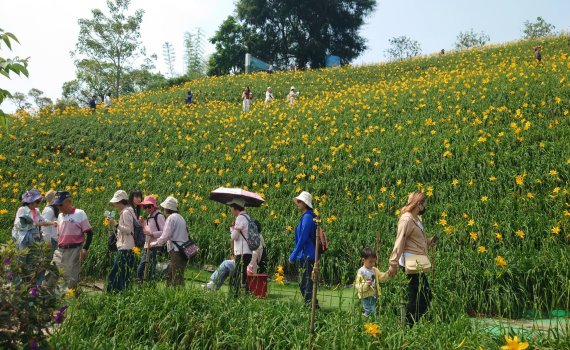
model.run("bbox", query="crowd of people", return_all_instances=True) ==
[11,187,436,325]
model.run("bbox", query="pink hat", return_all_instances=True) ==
[139,195,158,208]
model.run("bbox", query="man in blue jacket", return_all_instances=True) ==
[289,191,319,307]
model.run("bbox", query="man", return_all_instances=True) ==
[88,95,97,110]
[45,191,93,290]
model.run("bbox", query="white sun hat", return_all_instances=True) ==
[294,191,313,209]
[290,86,295,90]
[109,190,128,203]
[227,198,247,208]
[160,196,179,211]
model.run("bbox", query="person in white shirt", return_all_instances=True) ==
[106,190,137,292]
[287,86,299,105]
[151,196,190,286]
[41,190,59,255]
[265,87,274,106]
[228,198,252,296]
[104,95,112,108]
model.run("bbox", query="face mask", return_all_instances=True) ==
[418,204,426,215]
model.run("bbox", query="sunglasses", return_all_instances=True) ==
[143,205,153,209]
[34,199,42,204]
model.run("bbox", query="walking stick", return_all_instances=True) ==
[308,219,321,349]
[375,231,382,299]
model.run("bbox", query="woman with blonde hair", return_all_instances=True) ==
[387,192,437,325]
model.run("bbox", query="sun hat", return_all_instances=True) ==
[227,198,246,208]
[109,190,128,203]
[160,196,178,211]
[290,86,295,90]
[52,191,71,206]
[44,190,56,205]
[22,189,43,204]
[139,195,158,208]
[294,191,313,209]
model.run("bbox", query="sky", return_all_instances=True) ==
[1,0,568,113]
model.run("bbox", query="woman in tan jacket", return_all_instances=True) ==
[388,192,437,325]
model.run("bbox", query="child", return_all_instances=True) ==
[354,247,389,316]
[204,257,235,290]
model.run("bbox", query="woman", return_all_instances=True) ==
[289,191,318,307]
[41,190,59,255]
[129,190,143,219]
[12,189,56,249]
[264,87,274,106]
[387,192,436,325]
[136,195,165,282]
[228,198,252,296]
[242,86,252,112]
[106,190,137,292]
[151,196,189,286]
[287,86,299,105]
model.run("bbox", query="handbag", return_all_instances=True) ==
[404,254,432,274]
[173,239,199,260]
[107,232,118,252]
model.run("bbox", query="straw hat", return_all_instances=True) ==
[44,190,57,205]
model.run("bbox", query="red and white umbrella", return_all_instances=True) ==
[209,187,265,207]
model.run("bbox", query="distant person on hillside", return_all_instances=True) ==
[440,49,445,55]
[287,86,299,105]
[387,192,437,326]
[265,87,274,106]
[185,90,193,106]
[88,95,97,111]
[104,94,112,109]
[533,46,542,62]
[242,86,252,112]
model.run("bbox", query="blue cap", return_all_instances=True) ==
[52,191,71,206]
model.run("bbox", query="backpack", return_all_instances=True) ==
[49,204,60,218]
[148,212,164,231]
[310,216,329,254]
[239,213,261,251]
[132,216,145,248]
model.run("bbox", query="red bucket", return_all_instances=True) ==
[246,274,268,297]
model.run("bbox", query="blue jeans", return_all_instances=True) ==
[210,260,235,289]
[107,250,136,292]
[137,247,159,282]
[362,296,376,316]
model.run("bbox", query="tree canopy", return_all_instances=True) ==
[209,0,376,75]
[1,28,28,126]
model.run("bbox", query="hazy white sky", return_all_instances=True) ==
[1,0,568,112]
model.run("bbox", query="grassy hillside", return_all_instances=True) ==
[1,35,569,347]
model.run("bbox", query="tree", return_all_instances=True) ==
[28,88,53,109]
[208,16,249,75]
[523,17,556,39]
[8,92,31,111]
[454,29,490,50]
[61,59,114,105]
[1,28,29,127]
[74,0,145,98]
[184,28,207,79]
[162,42,176,78]
[209,0,376,74]
[384,36,422,60]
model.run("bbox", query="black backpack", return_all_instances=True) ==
[132,217,145,248]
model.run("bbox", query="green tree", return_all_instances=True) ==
[1,28,29,127]
[184,28,207,79]
[8,92,31,111]
[208,16,249,75]
[62,59,114,105]
[454,29,490,50]
[384,36,422,60]
[28,88,53,110]
[523,17,556,39]
[209,0,376,73]
[162,42,177,78]
[74,0,145,98]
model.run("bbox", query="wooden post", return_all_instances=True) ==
[308,218,321,349]
[375,231,382,298]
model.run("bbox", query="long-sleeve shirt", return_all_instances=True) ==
[116,206,136,250]
[289,209,316,262]
[388,212,430,268]
[12,206,45,240]
[230,212,252,256]
[144,210,166,248]
[249,234,265,273]
[154,213,189,252]
[354,266,389,299]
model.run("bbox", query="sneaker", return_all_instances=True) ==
[201,282,214,290]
